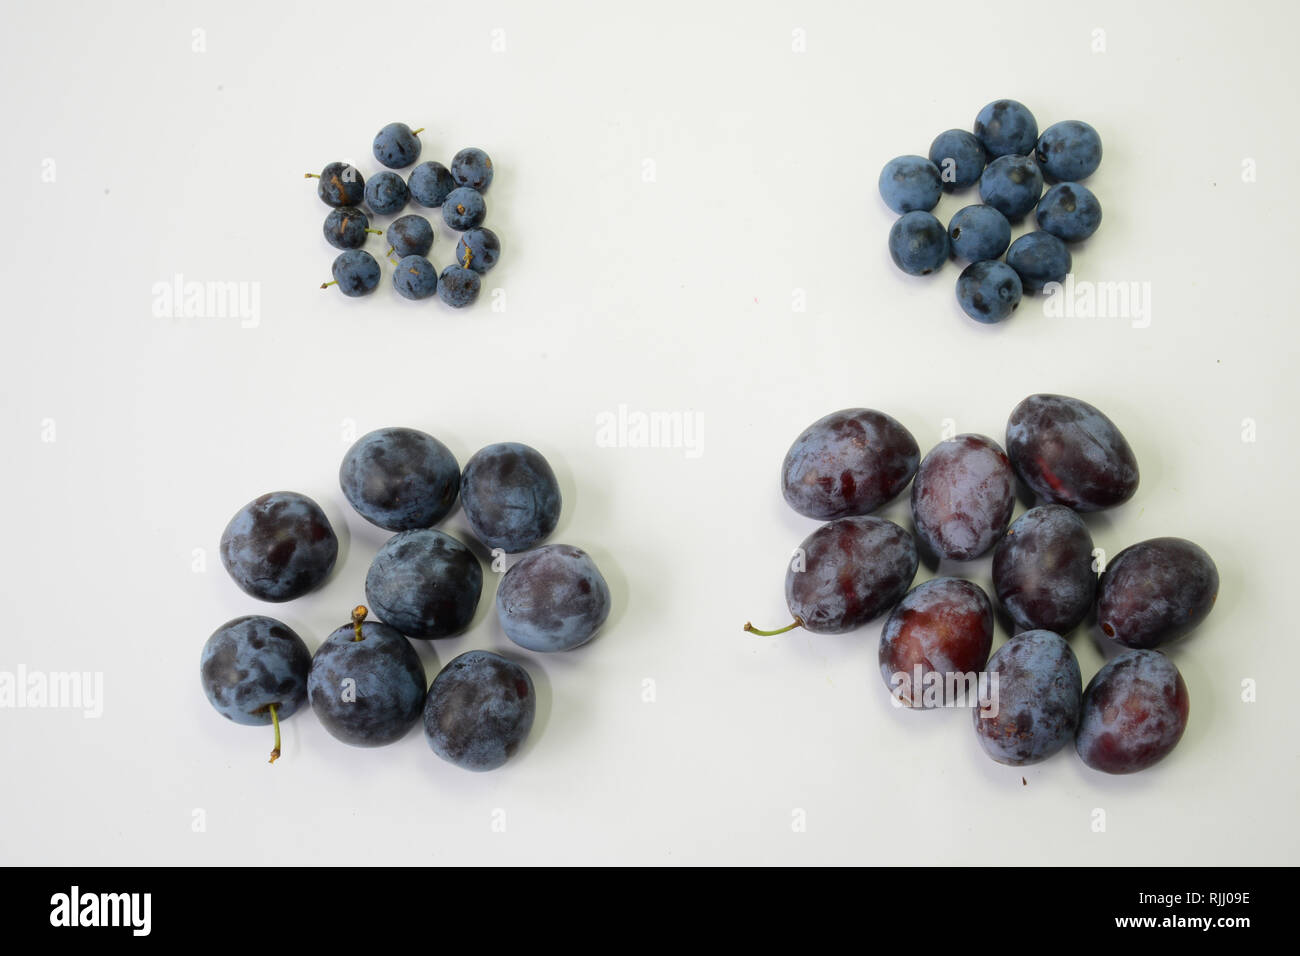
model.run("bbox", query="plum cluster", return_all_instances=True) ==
[750,395,1218,775]
[201,428,611,771]
[309,122,500,309]
[879,100,1103,324]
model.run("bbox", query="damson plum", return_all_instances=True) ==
[992,505,1096,634]
[910,434,1015,560]
[780,409,920,520]
[1076,650,1189,774]
[460,443,562,553]
[1005,394,1139,511]
[424,651,534,772]
[1096,538,1219,648]
[496,545,611,652]
[746,516,918,636]
[878,577,994,708]
[973,630,1081,765]
[365,529,483,638]
[219,491,338,602]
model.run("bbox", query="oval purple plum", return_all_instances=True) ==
[1076,649,1189,774]
[781,408,920,520]
[992,504,1096,634]
[910,434,1015,561]
[1096,537,1219,648]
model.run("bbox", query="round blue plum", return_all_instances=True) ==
[955,260,1022,324]
[928,129,986,190]
[387,215,434,258]
[200,616,311,725]
[878,155,943,214]
[307,616,426,747]
[1036,182,1102,243]
[973,629,1082,765]
[455,227,501,274]
[424,651,535,772]
[392,255,438,300]
[438,266,481,308]
[1006,232,1072,295]
[450,147,494,191]
[327,249,381,297]
[947,204,1011,262]
[979,155,1043,221]
[339,426,460,532]
[408,161,457,208]
[313,162,365,208]
[219,491,338,602]
[1035,120,1102,182]
[373,122,422,169]
[323,207,373,250]
[973,99,1038,158]
[497,545,612,652]
[363,170,409,216]
[442,187,486,230]
[365,529,483,639]
[888,211,949,276]
[460,442,562,553]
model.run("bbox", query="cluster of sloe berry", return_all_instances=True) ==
[880,99,1103,324]
[308,122,501,309]
[748,395,1218,774]
[200,429,611,771]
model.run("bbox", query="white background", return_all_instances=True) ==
[2,0,1297,865]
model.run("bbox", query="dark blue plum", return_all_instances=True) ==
[387,215,434,258]
[1005,394,1140,511]
[756,516,917,635]
[219,491,338,602]
[424,651,534,772]
[973,630,1081,765]
[363,170,409,216]
[947,204,1011,262]
[992,505,1095,634]
[879,577,994,708]
[200,616,311,726]
[339,426,460,532]
[392,255,438,300]
[460,443,562,553]
[1035,120,1102,182]
[878,155,943,214]
[1096,538,1219,649]
[1036,182,1102,243]
[373,122,422,169]
[310,162,364,208]
[910,435,1015,561]
[307,610,426,747]
[455,227,501,274]
[1076,650,1189,774]
[438,266,481,308]
[928,129,986,190]
[450,147,494,191]
[497,545,611,652]
[955,260,1022,324]
[365,529,483,639]
[1006,232,1071,294]
[323,207,377,250]
[408,161,457,208]
[442,187,486,230]
[780,408,920,520]
[973,99,1038,158]
[888,211,949,276]
[325,249,381,297]
[978,155,1043,221]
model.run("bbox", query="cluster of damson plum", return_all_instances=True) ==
[747,395,1218,775]
[199,428,611,771]
[308,122,500,309]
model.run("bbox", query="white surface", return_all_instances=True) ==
[1,0,1297,866]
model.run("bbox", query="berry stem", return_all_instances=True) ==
[386,246,395,257]
[352,605,367,642]
[321,280,337,289]
[412,127,425,135]
[743,617,804,636]
[365,228,383,236]
[304,173,320,179]
[268,704,281,764]
[461,247,473,269]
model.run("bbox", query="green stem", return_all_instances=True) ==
[268,704,281,764]
[365,228,383,235]
[321,280,337,289]
[412,127,425,135]
[352,605,367,642]
[743,617,804,636]
[304,173,320,179]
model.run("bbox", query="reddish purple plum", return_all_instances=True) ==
[781,409,920,520]
[1076,650,1189,774]
[910,434,1015,560]
[1096,538,1219,648]
[879,577,994,708]
[992,504,1096,634]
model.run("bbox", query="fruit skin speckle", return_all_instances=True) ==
[1096,538,1219,649]
[424,651,535,772]
[973,629,1081,766]
[1005,394,1139,512]
[784,516,919,635]
[780,408,920,520]
[1076,649,1189,774]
